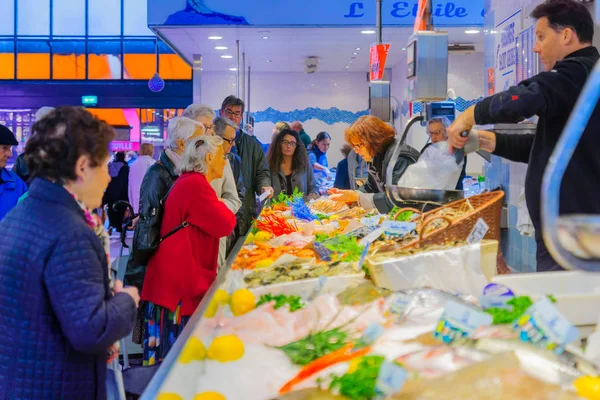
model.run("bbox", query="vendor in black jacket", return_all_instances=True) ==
[448,0,599,272]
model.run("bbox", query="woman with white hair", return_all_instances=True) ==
[182,103,216,134]
[124,117,204,344]
[141,136,235,364]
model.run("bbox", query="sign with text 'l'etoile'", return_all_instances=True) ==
[370,44,391,81]
[150,0,484,27]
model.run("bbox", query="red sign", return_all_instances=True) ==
[414,0,429,32]
[369,43,391,81]
[110,141,140,152]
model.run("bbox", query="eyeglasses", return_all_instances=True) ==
[281,140,297,148]
[224,109,242,118]
[222,137,235,145]
[204,124,214,132]
[427,129,445,137]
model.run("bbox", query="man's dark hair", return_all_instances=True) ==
[531,0,594,44]
[114,152,126,163]
[221,95,245,113]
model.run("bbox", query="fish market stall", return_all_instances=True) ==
[141,191,600,400]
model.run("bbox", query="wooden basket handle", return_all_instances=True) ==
[419,216,453,240]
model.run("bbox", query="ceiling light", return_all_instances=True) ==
[402,47,406,51]
[262,36,269,40]
[351,56,356,59]
[349,60,353,64]
[229,68,238,71]
[221,55,233,59]
[344,66,350,69]
[465,29,480,34]
[208,36,222,40]
[361,30,376,34]
[266,60,272,63]
[215,46,228,50]
[355,47,361,51]
[353,52,358,55]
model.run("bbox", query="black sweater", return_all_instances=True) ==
[474,46,600,265]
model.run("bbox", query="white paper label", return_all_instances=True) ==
[467,218,489,244]
[258,191,270,203]
[361,227,385,246]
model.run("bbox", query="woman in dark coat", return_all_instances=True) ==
[0,107,138,400]
[103,151,130,233]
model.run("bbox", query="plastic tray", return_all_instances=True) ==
[492,271,600,326]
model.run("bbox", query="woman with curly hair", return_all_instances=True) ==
[267,129,319,199]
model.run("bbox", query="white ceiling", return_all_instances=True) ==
[158,26,486,73]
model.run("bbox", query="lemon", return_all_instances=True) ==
[254,231,271,243]
[207,335,245,362]
[179,337,207,364]
[213,289,230,306]
[204,301,218,318]
[157,394,183,400]
[329,214,340,221]
[255,258,274,269]
[574,376,600,399]
[194,392,226,400]
[244,232,255,244]
[230,289,256,316]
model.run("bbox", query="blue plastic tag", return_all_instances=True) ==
[513,297,579,354]
[478,295,513,310]
[361,215,382,227]
[312,242,333,262]
[375,362,407,396]
[483,283,515,297]
[434,301,493,344]
[357,323,385,347]
[381,221,416,237]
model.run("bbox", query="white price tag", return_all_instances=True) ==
[467,218,489,244]
[360,227,385,246]
[258,190,270,203]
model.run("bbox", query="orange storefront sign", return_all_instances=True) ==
[369,43,391,81]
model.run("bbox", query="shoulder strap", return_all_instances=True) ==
[159,221,189,243]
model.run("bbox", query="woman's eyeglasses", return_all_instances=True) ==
[281,140,297,148]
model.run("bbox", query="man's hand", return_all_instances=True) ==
[447,106,476,153]
[261,187,274,199]
[328,188,359,203]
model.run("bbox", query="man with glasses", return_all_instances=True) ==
[219,95,272,237]
[422,116,467,190]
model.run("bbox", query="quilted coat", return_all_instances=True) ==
[0,178,137,400]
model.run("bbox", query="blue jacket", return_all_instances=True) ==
[0,178,137,400]
[0,168,27,222]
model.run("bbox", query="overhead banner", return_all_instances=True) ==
[494,10,522,93]
[370,44,391,81]
[149,0,484,27]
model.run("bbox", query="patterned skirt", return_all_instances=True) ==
[143,302,190,366]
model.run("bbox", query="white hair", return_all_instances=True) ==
[166,116,205,150]
[35,107,55,121]
[178,135,224,175]
[181,104,216,122]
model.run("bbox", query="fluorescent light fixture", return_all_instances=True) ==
[361,30,376,34]
[208,36,222,40]
[215,46,228,50]
[465,29,480,34]
[229,68,238,71]
[221,55,233,59]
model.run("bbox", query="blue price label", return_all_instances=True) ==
[513,298,579,354]
[478,295,513,310]
[381,221,416,237]
[361,215,382,227]
[483,283,515,297]
[376,362,407,396]
[434,301,493,344]
[357,323,385,347]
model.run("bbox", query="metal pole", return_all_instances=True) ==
[241,52,246,106]
[376,0,382,44]
[235,40,240,98]
[192,54,202,104]
[246,66,252,124]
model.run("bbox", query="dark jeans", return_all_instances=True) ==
[536,239,566,272]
